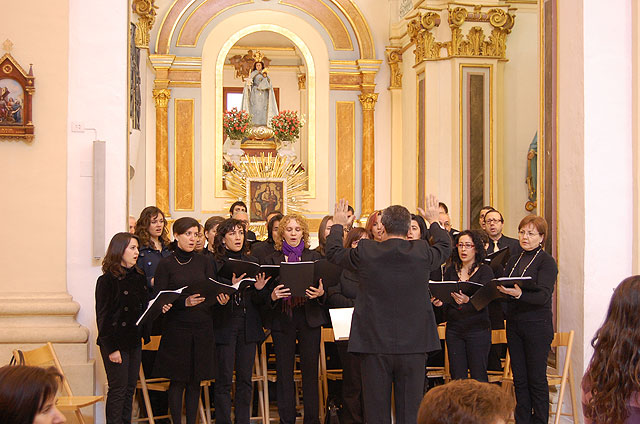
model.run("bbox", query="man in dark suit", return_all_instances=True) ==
[326,196,451,424]
[484,209,521,256]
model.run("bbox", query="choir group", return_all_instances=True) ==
[95,196,557,424]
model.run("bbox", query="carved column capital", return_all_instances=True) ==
[358,93,379,111]
[153,88,171,108]
[297,73,306,90]
[407,11,443,65]
[132,0,158,49]
[386,48,403,89]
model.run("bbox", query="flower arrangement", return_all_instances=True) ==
[223,108,251,140]
[270,110,304,143]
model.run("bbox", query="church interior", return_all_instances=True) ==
[1,0,639,422]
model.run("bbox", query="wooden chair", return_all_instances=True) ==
[548,331,578,424]
[251,338,270,424]
[133,336,208,424]
[318,327,343,422]
[487,328,511,385]
[426,324,449,383]
[12,342,103,424]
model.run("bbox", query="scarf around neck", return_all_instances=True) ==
[282,240,304,262]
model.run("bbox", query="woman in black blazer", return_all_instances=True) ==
[497,215,557,424]
[153,217,229,424]
[211,218,270,424]
[264,214,327,424]
[96,232,170,424]
[326,227,369,424]
[431,230,494,382]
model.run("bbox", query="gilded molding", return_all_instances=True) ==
[132,0,158,49]
[446,7,515,59]
[386,48,403,89]
[153,88,171,108]
[297,73,307,90]
[358,93,379,111]
[407,11,443,65]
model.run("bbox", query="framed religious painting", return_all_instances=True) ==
[0,53,35,141]
[247,178,287,223]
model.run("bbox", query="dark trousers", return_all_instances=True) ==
[507,319,553,424]
[271,309,321,424]
[100,345,142,424]
[445,325,491,382]
[336,341,364,424]
[214,316,257,424]
[360,352,426,424]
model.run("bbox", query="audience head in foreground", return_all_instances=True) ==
[0,365,66,424]
[582,275,640,424]
[417,379,514,424]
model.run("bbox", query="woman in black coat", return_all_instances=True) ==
[153,217,229,424]
[326,227,369,424]
[431,230,494,382]
[497,215,557,424]
[96,232,170,424]
[264,214,327,424]
[211,218,270,424]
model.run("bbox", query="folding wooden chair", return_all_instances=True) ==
[426,324,449,383]
[487,328,511,384]
[13,342,103,424]
[251,339,270,424]
[318,327,343,422]
[548,331,578,424]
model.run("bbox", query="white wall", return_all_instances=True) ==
[67,0,129,421]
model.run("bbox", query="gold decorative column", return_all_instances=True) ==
[386,48,404,204]
[153,88,171,216]
[359,92,379,215]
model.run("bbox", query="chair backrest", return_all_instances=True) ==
[13,342,75,398]
[491,329,508,344]
[142,336,162,351]
[550,330,575,379]
[321,327,335,343]
[437,323,446,339]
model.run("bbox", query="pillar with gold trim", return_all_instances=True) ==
[153,87,171,216]
[359,92,379,216]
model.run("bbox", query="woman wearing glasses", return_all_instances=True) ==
[431,230,493,381]
[497,215,557,424]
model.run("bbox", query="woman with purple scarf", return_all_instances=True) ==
[263,213,328,424]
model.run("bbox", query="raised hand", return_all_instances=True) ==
[333,199,351,227]
[419,194,440,224]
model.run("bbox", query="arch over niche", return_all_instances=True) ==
[154,0,375,59]
[200,10,330,214]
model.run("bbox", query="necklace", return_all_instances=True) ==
[174,256,192,266]
[508,248,541,278]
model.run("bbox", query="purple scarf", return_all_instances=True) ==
[282,240,304,263]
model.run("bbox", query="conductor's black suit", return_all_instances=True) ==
[325,222,451,424]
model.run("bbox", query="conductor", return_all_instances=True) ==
[326,196,452,424]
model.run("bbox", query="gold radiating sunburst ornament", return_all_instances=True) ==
[224,154,308,239]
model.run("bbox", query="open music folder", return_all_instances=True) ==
[329,307,354,340]
[136,286,187,326]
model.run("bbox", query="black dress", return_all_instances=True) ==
[152,249,218,382]
[212,250,269,424]
[440,263,493,381]
[503,246,557,424]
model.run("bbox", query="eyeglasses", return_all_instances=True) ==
[518,230,540,238]
[456,243,475,249]
[485,218,502,224]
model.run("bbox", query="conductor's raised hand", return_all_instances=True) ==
[186,294,205,307]
[306,279,324,299]
[333,199,352,228]
[254,272,271,290]
[418,194,441,225]
[271,284,291,301]
[217,293,230,305]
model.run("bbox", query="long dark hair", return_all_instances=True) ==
[344,227,368,248]
[213,219,248,259]
[316,215,333,256]
[135,206,169,248]
[0,365,63,424]
[583,276,640,424]
[102,232,140,278]
[266,213,283,243]
[410,214,429,240]
[168,217,200,251]
[451,230,486,274]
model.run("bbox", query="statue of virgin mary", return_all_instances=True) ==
[241,61,279,127]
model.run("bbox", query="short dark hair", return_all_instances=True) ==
[381,205,411,237]
[0,365,63,424]
[484,209,504,223]
[347,205,355,214]
[518,215,548,238]
[480,205,493,212]
[229,201,247,216]
[204,216,225,233]
[169,217,200,251]
[417,379,515,424]
[102,232,141,279]
[438,202,449,214]
[213,218,248,259]
[344,227,368,248]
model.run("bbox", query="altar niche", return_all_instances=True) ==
[222,32,308,167]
